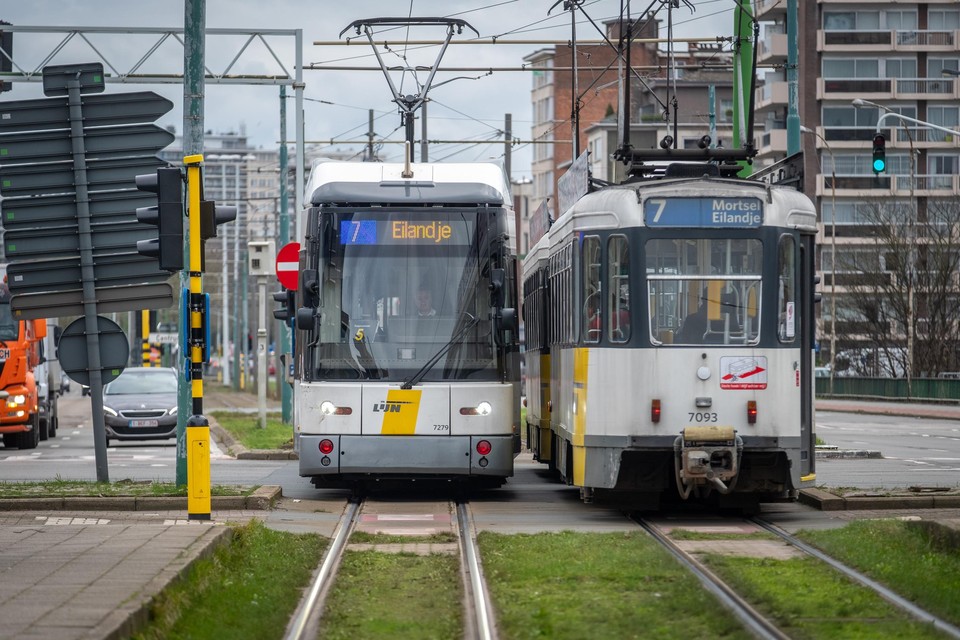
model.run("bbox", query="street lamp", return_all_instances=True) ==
[800,125,837,395]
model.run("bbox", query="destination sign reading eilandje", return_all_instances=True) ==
[340,218,474,245]
[643,197,764,228]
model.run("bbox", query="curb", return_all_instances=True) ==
[799,487,960,511]
[0,485,283,511]
[208,416,298,460]
[815,449,883,459]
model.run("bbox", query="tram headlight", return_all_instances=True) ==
[460,401,492,416]
[319,401,352,416]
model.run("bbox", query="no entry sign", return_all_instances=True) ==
[275,242,301,289]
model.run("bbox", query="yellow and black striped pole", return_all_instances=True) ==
[141,310,151,367]
[184,154,210,520]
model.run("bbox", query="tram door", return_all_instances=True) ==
[799,236,816,479]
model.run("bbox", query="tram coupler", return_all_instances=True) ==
[674,426,743,497]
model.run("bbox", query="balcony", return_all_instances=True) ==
[819,77,960,101]
[758,32,787,66]
[816,173,960,197]
[819,29,957,52]
[818,126,960,150]
[754,0,785,20]
[754,80,788,113]
[757,128,787,158]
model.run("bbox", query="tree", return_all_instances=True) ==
[835,197,960,379]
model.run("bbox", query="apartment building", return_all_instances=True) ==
[756,0,960,372]
[524,18,737,216]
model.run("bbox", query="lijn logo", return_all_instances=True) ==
[372,400,414,413]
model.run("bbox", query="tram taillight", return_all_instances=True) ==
[319,439,335,454]
[651,399,661,423]
[476,440,492,456]
[747,401,758,424]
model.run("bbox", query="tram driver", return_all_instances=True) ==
[677,291,708,343]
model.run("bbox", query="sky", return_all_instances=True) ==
[2,1,739,180]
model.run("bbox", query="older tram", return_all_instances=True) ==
[523,166,819,509]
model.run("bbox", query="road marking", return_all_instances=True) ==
[40,516,112,525]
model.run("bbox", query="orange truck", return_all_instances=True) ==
[0,266,45,449]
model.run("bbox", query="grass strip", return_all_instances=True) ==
[478,530,750,639]
[133,520,325,640]
[0,479,251,498]
[349,531,457,545]
[798,519,960,626]
[210,411,292,449]
[704,554,944,639]
[319,550,462,640]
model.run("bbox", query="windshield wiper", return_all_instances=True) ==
[401,313,480,389]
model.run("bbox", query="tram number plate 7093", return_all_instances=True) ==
[688,412,719,423]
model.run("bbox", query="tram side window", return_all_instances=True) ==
[778,235,797,343]
[582,236,601,343]
[607,235,630,343]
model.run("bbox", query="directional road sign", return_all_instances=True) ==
[11,283,174,320]
[0,79,177,316]
[275,242,301,289]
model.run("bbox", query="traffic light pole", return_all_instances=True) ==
[184,155,211,520]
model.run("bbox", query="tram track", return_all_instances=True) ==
[284,496,496,640]
[635,513,960,640]
[636,517,791,640]
[753,517,960,640]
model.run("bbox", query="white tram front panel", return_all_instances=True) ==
[295,161,521,486]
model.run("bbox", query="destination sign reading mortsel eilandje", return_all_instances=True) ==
[340,218,474,245]
[643,197,764,228]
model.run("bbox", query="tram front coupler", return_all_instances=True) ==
[674,426,744,498]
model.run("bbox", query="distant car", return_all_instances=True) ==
[102,368,179,444]
[815,366,831,378]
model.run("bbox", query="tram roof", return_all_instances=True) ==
[305,160,509,206]
[551,177,817,235]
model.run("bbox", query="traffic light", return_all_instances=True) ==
[194,199,237,271]
[273,288,296,322]
[136,166,184,271]
[872,133,887,174]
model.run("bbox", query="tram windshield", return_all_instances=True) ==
[309,209,501,381]
[646,238,762,346]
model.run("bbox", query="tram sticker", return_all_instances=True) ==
[644,197,763,228]
[719,356,767,389]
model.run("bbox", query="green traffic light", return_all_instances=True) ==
[872,158,886,173]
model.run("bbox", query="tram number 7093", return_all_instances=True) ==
[688,412,719,423]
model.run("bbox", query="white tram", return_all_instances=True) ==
[523,166,819,509]
[293,160,521,489]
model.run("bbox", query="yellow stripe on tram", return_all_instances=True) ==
[572,348,589,486]
[380,389,422,435]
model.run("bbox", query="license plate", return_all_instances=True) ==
[129,419,159,428]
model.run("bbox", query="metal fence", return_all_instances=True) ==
[816,376,960,403]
